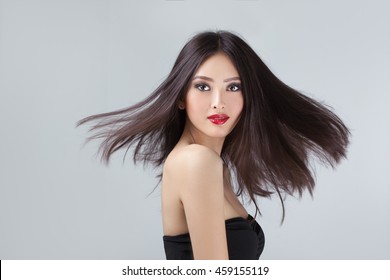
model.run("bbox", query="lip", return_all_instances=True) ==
[207,114,230,125]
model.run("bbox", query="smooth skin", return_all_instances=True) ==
[162,52,247,259]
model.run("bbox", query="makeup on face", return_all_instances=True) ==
[184,52,244,144]
[192,76,242,93]
[207,114,230,125]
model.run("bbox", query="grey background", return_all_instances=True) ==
[1,0,389,259]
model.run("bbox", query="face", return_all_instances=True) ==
[181,52,244,141]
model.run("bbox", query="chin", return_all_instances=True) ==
[206,128,233,138]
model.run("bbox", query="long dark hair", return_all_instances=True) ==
[76,30,350,220]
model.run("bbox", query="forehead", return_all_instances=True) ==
[194,52,239,79]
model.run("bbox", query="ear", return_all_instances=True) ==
[178,100,185,110]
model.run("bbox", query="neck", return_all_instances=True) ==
[181,125,225,156]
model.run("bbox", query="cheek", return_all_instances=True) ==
[230,94,244,116]
[185,93,207,115]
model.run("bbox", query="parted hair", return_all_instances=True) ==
[76,30,350,220]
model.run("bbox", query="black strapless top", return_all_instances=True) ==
[163,214,265,260]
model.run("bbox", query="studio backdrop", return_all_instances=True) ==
[0,0,389,259]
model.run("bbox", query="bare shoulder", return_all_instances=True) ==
[163,144,223,179]
[167,144,227,259]
[163,144,228,259]
[166,144,224,199]
[163,144,223,196]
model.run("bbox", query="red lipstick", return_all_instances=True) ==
[207,114,230,125]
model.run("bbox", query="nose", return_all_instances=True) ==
[211,88,225,110]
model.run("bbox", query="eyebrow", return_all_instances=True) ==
[192,75,241,82]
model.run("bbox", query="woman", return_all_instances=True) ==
[77,31,350,260]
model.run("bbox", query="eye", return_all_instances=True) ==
[194,83,210,92]
[227,83,242,92]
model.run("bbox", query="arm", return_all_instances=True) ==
[173,145,228,260]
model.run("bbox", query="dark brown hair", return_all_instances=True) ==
[76,30,350,220]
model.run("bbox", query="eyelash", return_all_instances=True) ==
[194,83,242,92]
[194,83,210,91]
[227,84,242,92]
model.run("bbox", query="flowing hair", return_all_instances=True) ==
[76,30,350,220]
